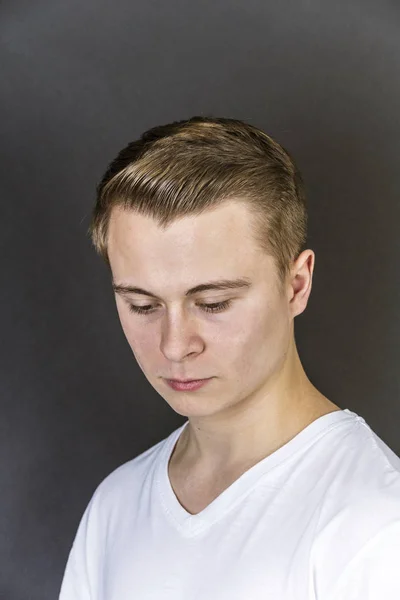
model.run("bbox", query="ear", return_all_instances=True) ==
[288,250,315,318]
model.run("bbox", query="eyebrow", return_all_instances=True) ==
[112,277,252,300]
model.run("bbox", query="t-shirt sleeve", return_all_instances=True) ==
[326,520,400,600]
[58,497,97,600]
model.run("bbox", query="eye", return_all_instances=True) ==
[127,300,233,315]
[199,300,232,313]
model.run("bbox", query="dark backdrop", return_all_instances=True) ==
[1,1,400,598]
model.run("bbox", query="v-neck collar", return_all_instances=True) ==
[155,409,359,537]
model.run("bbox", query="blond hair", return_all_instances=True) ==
[90,117,308,285]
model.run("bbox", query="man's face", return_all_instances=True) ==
[107,201,296,418]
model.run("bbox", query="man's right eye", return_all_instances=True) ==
[128,304,156,315]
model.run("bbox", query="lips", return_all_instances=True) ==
[165,378,212,391]
[169,379,205,383]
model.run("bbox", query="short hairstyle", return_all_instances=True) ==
[90,116,308,286]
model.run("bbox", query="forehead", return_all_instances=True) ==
[107,201,273,287]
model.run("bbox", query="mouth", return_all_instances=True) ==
[164,377,212,391]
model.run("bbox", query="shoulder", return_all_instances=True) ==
[316,411,400,540]
[320,411,400,501]
[86,424,181,517]
[311,411,400,597]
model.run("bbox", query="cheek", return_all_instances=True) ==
[119,312,150,355]
[116,305,132,340]
[116,304,145,354]
[118,317,156,376]
[230,303,290,373]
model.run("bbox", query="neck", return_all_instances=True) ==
[171,337,340,472]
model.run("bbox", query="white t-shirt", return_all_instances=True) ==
[59,409,400,600]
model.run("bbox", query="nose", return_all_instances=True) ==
[159,310,204,362]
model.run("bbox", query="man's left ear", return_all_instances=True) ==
[288,250,315,318]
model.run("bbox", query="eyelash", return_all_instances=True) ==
[127,300,233,315]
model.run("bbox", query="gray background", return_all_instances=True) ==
[1,1,400,598]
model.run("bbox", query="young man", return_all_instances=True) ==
[59,117,400,599]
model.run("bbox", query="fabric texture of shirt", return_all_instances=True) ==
[59,409,400,599]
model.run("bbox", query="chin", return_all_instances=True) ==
[162,394,228,419]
